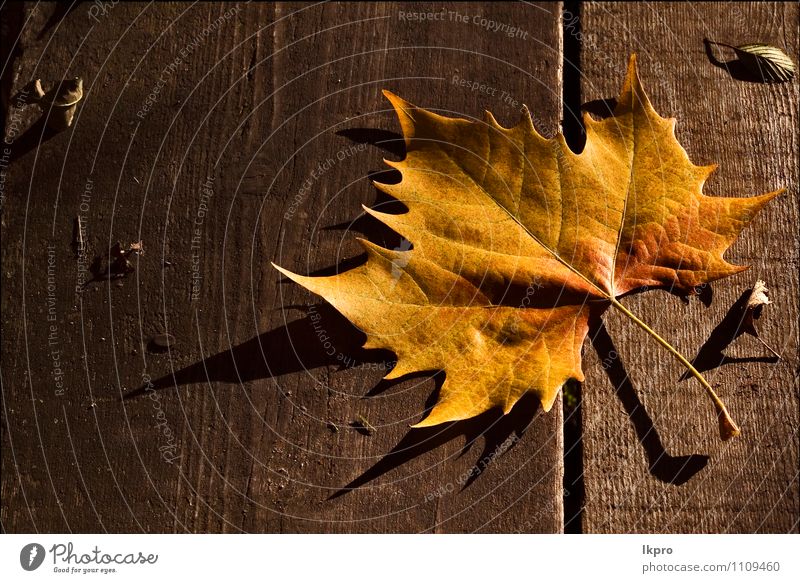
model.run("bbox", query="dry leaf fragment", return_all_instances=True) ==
[745,279,770,314]
[742,279,780,358]
[706,40,796,83]
[34,77,84,129]
[354,415,376,436]
[275,56,781,441]
[151,333,176,349]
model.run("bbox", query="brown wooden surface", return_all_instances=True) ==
[2,2,798,535]
[578,2,799,533]
[1,2,564,533]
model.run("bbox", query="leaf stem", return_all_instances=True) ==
[609,297,740,441]
[704,39,737,51]
[756,336,781,360]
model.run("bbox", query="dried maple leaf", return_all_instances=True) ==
[274,56,780,440]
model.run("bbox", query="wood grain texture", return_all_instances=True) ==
[5,0,796,536]
[578,1,799,533]
[1,2,564,533]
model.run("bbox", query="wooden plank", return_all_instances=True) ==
[577,1,799,533]
[1,2,565,533]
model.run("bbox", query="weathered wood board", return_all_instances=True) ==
[578,1,799,533]
[1,2,564,533]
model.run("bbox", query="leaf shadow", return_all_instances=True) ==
[703,39,775,84]
[589,315,709,485]
[581,97,618,119]
[127,295,534,496]
[321,186,407,252]
[124,302,392,399]
[9,116,61,163]
[328,390,539,499]
[680,287,779,380]
[131,126,533,496]
[335,128,405,159]
[38,0,83,40]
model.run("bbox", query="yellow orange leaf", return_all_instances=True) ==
[274,56,779,438]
